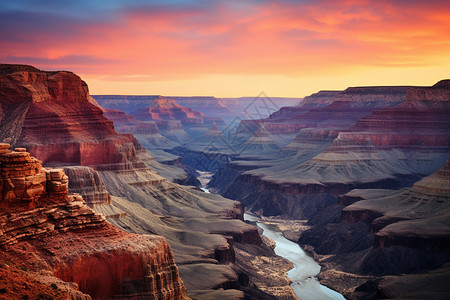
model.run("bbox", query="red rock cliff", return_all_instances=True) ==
[0,64,139,167]
[0,143,187,299]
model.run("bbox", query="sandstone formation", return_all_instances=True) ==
[94,95,226,139]
[236,86,408,136]
[0,143,187,299]
[101,106,198,185]
[94,95,302,125]
[63,166,112,206]
[0,64,138,167]
[129,97,210,140]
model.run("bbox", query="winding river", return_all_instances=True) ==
[244,214,345,300]
[199,171,344,300]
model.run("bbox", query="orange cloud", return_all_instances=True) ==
[0,0,449,96]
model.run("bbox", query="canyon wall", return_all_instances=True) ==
[298,157,450,298]
[0,64,138,167]
[208,80,450,219]
[0,143,187,299]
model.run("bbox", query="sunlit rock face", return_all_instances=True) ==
[0,143,187,299]
[0,64,139,167]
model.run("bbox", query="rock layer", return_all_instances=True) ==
[0,143,187,299]
[0,64,139,167]
[209,80,450,218]
[298,157,450,298]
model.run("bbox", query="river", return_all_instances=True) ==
[244,214,345,300]
[199,171,345,300]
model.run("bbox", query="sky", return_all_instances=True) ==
[1,0,449,97]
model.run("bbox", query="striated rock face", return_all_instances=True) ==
[349,87,450,149]
[0,143,187,299]
[96,95,226,138]
[0,64,139,167]
[95,95,234,122]
[326,159,450,248]
[406,79,450,102]
[132,97,205,123]
[0,144,105,245]
[236,86,407,136]
[208,80,450,219]
[0,143,67,212]
[51,232,185,300]
[94,95,301,124]
[105,110,162,135]
[63,166,112,206]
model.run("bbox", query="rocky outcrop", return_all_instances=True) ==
[132,97,205,124]
[94,95,234,122]
[99,96,226,139]
[0,143,187,299]
[0,64,140,168]
[348,84,450,149]
[63,166,112,206]
[0,144,67,212]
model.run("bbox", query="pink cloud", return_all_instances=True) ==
[1,0,449,82]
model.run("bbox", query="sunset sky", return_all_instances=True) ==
[1,0,449,97]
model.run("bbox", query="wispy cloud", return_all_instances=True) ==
[0,0,449,96]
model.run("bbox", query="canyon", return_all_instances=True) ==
[161,80,450,298]
[0,64,298,299]
[2,63,449,299]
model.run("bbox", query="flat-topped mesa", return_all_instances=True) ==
[236,86,409,136]
[132,97,205,124]
[0,64,141,168]
[405,79,450,102]
[302,85,410,108]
